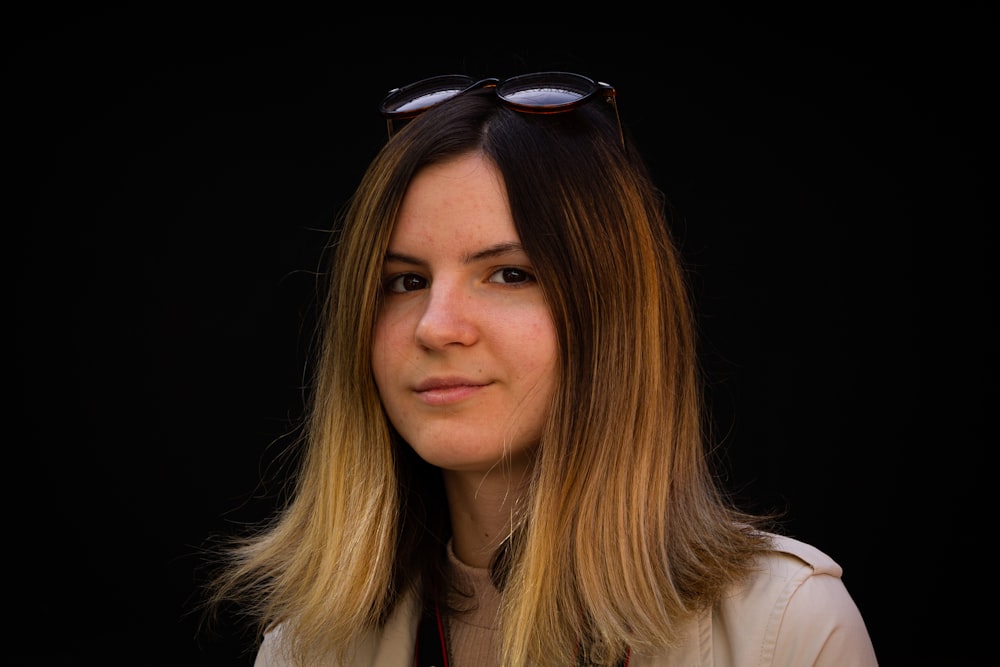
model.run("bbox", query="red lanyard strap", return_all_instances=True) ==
[414,596,448,667]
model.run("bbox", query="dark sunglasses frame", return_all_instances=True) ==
[378,71,624,148]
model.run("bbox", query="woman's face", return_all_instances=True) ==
[372,152,558,475]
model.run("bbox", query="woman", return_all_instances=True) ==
[207,73,878,666]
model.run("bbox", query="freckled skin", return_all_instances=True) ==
[372,153,557,476]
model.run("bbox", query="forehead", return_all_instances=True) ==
[391,153,516,248]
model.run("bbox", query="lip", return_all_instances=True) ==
[414,376,490,406]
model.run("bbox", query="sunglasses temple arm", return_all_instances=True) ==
[608,96,626,152]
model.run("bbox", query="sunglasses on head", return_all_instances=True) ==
[378,71,624,148]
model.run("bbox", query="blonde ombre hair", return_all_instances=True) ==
[207,87,772,666]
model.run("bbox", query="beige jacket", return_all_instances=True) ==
[255,534,878,666]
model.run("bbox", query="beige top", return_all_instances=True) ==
[444,540,502,667]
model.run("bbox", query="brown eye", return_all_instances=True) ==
[488,267,535,285]
[386,273,428,293]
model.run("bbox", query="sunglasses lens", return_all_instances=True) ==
[386,87,463,113]
[497,72,597,110]
[381,75,476,116]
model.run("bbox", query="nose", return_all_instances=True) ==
[414,281,479,350]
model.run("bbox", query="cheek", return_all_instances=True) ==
[509,316,559,383]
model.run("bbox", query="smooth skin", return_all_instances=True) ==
[372,152,558,568]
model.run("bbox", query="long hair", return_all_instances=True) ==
[206,86,772,666]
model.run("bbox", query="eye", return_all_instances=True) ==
[385,273,428,293]
[488,267,536,285]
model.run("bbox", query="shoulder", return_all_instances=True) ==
[763,532,843,575]
[633,533,878,666]
[716,532,878,666]
[738,532,844,601]
[253,591,421,666]
[720,532,852,633]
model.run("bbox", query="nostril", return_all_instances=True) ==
[414,292,478,349]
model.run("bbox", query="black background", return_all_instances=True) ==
[8,6,992,666]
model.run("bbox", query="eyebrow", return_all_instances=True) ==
[383,242,526,266]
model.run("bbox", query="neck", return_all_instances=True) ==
[442,461,532,568]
